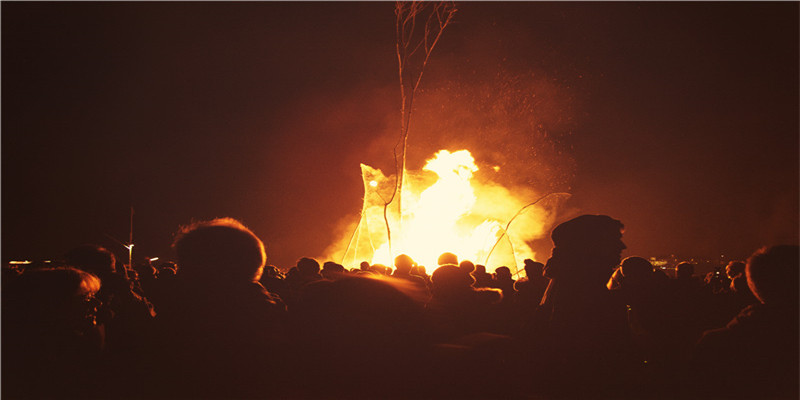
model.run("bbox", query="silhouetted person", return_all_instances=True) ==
[471,263,493,288]
[392,254,430,300]
[150,218,286,398]
[693,245,799,399]
[612,256,679,377]
[492,266,517,301]
[459,259,476,274]
[64,244,154,368]
[438,251,459,266]
[292,257,323,287]
[368,263,390,275]
[426,264,502,341]
[321,261,347,280]
[515,259,548,312]
[532,215,635,397]
[675,261,695,280]
[3,267,104,398]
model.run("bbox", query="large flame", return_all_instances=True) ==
[332,149,561,275]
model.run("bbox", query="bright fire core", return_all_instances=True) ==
[341,149,556,275]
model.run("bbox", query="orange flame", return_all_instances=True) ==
[330,149,562,275]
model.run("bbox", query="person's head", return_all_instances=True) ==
[369,264,390,275]
[620,256,653,282]
[5,267,101,330]
[495,266,512,280]
[459,260,476,274]
[64,244,116,277]
[297,257,321,276]
[545,215,625,284]
[394,254,415,274]
[360,261,370,271]
[321,261,346,280]
[173,218,266,283]
[437,252,458,266]
[523,259,544,278]
[550,215,625,266]
[725,261,746,280]
[676,262,695,280]
[746,245,799,305]
[431,264,475,296]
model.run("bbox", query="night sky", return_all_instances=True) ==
[3,2,798,268]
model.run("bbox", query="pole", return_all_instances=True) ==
[127,206,134,276]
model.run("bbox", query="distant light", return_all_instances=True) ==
[492,166,501,172]
[148,257,159,262]
[369,180,378,187]
[9,261,32,265]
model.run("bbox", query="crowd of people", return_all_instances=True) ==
[2,215,798,399]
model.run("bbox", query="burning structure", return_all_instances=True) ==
[342,148,568,274]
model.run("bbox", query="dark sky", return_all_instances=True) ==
[3,2,798,267]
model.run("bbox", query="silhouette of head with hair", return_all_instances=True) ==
[173,218,265,284]
[726,261,746,280]
[676,262,695,280]
[297,257,321,276]
[459,260,476,274]
[495,266,513,281]
[746,245,799,305]
[474,264,487,274]
[3,267,104,398]
[394,254,415,275]
[321,261,346,280]
[544,214,625,286]
[523,259,544,278]
[438,252,459,266]
[620,256,653,282]
[5,267,101,330]
[431,264,475,296]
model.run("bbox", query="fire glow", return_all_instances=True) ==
[335,149,564,274]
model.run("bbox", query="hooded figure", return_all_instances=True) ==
[533,215,636,397]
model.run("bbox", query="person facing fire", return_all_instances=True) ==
[515,259,548,309]
[532,214,634,397]
[393,254,430,299]
[392,254,414,276]
[437,252,459,266]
